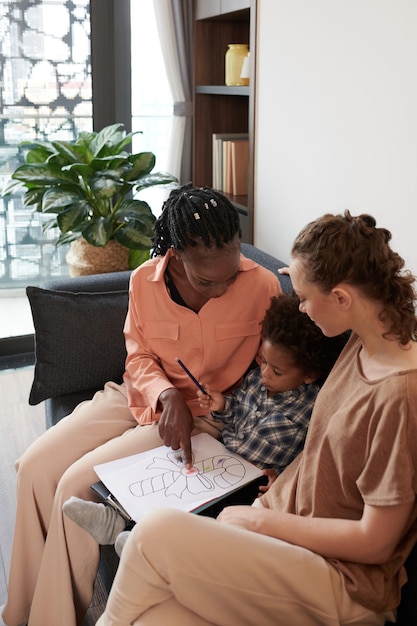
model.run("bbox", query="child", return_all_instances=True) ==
[198,292,348,482]
[63,293,348,547]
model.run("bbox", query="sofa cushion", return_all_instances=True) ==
[26,286,129,405]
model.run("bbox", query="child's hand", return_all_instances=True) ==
[258,469,278,495]
[278,266,289,275]
[197,384,226,413]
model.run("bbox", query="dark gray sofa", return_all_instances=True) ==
[25,242,415,624]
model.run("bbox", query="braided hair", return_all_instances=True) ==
[151,183,241,256]
[291,210,417,344]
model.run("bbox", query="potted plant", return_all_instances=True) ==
[2,123,178,275]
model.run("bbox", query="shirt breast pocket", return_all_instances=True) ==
[143,320,180,341]
[215,320,260,341]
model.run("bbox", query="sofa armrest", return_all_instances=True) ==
[40,270,132,294]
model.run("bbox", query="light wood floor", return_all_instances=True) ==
[0,367,105,625]
[0,367,44,610]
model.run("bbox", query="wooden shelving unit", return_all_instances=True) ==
[195,85,250,96]
[193,0,256,243]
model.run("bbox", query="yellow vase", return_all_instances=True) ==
[225,44,249,86]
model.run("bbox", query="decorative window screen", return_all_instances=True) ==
[0,0,92,287]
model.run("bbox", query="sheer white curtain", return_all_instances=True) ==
[152,0,193,184]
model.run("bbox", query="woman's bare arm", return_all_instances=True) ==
[217,501,414,564]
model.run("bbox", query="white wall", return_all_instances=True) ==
[254,0,417,274]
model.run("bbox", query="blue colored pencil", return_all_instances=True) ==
[175,358,208,395]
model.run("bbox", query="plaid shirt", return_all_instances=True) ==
[212,368,319,472]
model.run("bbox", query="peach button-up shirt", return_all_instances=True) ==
[123,248,281,424]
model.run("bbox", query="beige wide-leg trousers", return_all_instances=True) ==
[2,382,221,626]
[97,508,393,626]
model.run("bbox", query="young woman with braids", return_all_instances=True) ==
[1,184,280,626]
[94,211,417,626]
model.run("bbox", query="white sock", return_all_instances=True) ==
[62,496,126,544]
[114,530,132,557]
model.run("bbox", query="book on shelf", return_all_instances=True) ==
[231,138,249,196]
[222,139,233,194]
[93,433,263,523]
[212,132,248,193]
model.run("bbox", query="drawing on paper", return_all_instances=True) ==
[129,450,246,500]
[94,433,263,522]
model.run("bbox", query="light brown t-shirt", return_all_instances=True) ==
[261,333,417,612]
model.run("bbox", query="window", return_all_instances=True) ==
[130,1,173,217]
[0,0,92,289]
[0,0,173,340]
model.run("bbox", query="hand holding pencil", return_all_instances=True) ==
[175,357,226,414]
[175,358,208,395]
[169,358,223,465]
[197,385,226,413]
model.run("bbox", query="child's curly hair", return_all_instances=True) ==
[261,293,349,384]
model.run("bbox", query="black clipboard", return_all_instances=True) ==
[91,481,134,523]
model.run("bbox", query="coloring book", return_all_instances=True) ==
[94,433,263,523]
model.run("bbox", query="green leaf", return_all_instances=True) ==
[20,139,54,151]
[56,230,81,246]
[90,123,126,156]
[91,175,123,199]
[90,155,131,174]
[113,130,142,154]
[46,153,71,170]
[2,177,24,197]
[42,187,84,212]
[23,188,44,209]
[25,146,54,164]
[12,163,77,186]
[127,152,156,180]
[76,131,96,151]
[133,171,178,191]
[114,222,153,249]
[57,204,90,233]
[82,217,113,246]
[51,140,89,164]
[41,216,59,232]
[115,199,156,226]
[20,140,55,159]
[63,162,95,178]
[112,201,155,249]
[128,247,150,269]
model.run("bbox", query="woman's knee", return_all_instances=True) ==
[128,509,209,557]
[134,597,213,626]
[15,432,57,485]
[55,457,98,503]
[129,509,190,545]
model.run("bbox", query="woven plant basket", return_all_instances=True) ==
[66,238,130,276]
